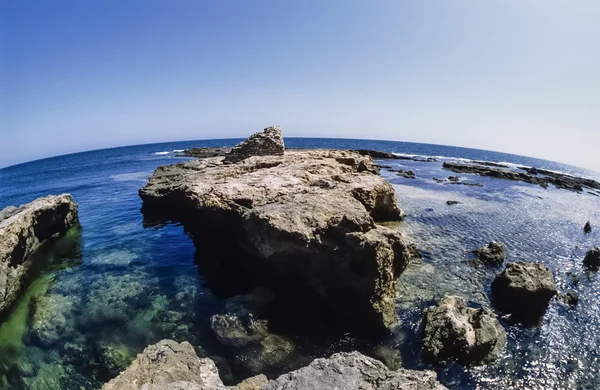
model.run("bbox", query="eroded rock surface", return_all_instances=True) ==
[140,128,417,329]
[421,296,506,366]
[0,194,78,314]
[474,241,505,265]
[224,126,285,163]
[183,147,232,159]
[103,341,446,390]
[491,262,557,323]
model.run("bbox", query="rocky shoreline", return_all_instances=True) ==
[0,194,78,317]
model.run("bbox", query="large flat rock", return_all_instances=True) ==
[0,194,78,314]
[140,148,417,329]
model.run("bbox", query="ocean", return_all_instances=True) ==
[0,138,599,389]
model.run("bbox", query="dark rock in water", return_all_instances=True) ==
[397,170,416,179]
[140,126,417,330]
[491,262,557,323]
[104,341,447,390]
[421,296,506,366]
[183,147,231,158]
[263,351,448,390]
[584,221,592,234]
[448,176,460,182]
[558,291,579,306]
[352,149,397,159]
[473,241,505,265]
[446,200,460,206]
[433,178,446,183]
[0,194,78,316]
[528,167,539,175]
[224,126,285,163]
[583,247,600,269]
[567,271,580,285]
[443,162,600,193]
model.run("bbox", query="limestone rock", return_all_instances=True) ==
[583,247,600,269]
[421,296,506,365]
[102,340,226,390]
[264,351,448,390]
[474,241,505,265]
[224,126,284,163]
[139,128,416,330]
[0,194,78,315]
[491,262,557,322]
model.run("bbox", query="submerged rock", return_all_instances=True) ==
[30,293,78,346]
[558,291,579,307]
[583,247,600,269]
[0,194,78,315]
[421,296,506,366]
[224,126,285,164]
[140,127,417,330]
[584,221,592,234]
[491,262,557,323]
[473,241,505,265]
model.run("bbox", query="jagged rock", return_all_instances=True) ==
[140,128,417,330]
[491,262,557,322]
[102,340,227,390]
[474,241,505,265]
[421,296,506,366]
[584,221,592,234]
[264,351,448,390]
[224,126,285,163]
[183,147,232,159]
[104,341,446,390]
[583,247,600,269]
[397,170,416,179]
[0,194,78,315]
[446,200,460,206]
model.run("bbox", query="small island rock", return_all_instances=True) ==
[421,296,506,366]
[583,247,600,269]
[491,262,557,322]
[584,221,592,234]
[474,241,505,265]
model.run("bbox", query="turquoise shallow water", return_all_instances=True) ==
[0,138,599,389]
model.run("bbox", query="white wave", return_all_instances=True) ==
[173,149,184,152]
[155,151,170,155]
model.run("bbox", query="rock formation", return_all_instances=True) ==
[583,247,600,269]
[443,162,600,193]
[0,194,78,315]
[224,126,284,163]
[183,147,232,158]
[140,127,417,330]
[584,221,592,234]
[421,296,506,366]
[491,262,557,323]
[103,340,448,390]
[473,241,505,265]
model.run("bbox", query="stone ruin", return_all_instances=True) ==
[224,126,285,163]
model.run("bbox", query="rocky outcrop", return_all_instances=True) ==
[491,262,557,323]
[421,296,506,366]
[140,128,417,330]
[224,126,284,163]
[397,170,416,179]
[583,247,600,269]
[443,162,600,193]
[473,241,505,265]
[584,221,592,234]
[264,351,447,390]
[183,147,232,159]
[104,341,447,390]
[352,149,397,159]
[0,194,78,314]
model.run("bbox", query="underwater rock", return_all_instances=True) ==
[473,241,505,265]
[224,126,285,164]
[584,221,592,234]
[30,293,78,347]
[491,262,557,323]
[0,194,78,315]
[140,127,417,330]
[263,351,448,390]
[102,340,227,390]
[558,291,579,307]
[583,247,600,269]
[421,296,506,366]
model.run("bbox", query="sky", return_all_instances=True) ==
[1,0,599,170]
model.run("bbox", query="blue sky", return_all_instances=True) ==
[1,1,599,170]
